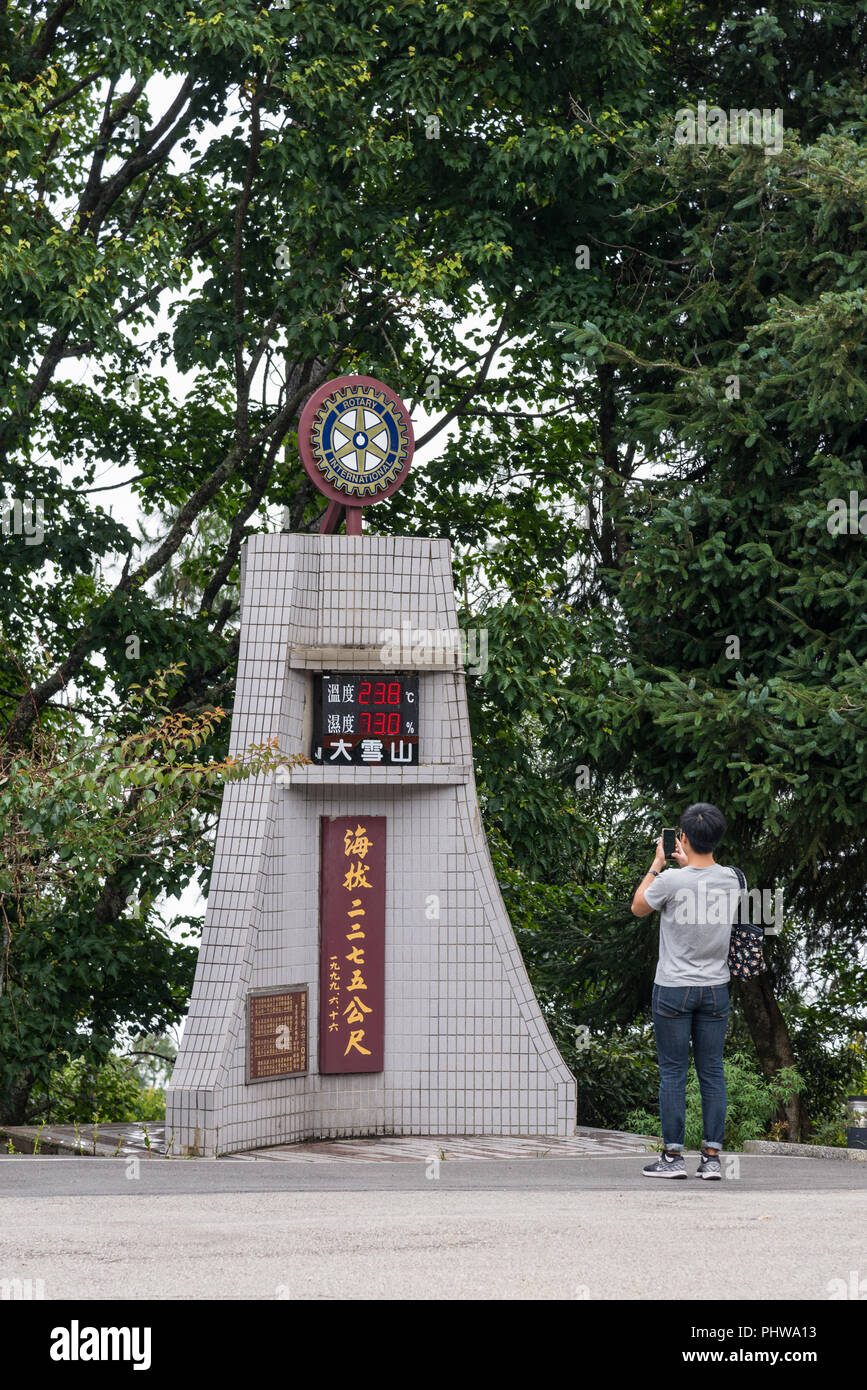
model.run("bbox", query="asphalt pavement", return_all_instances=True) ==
[2,1150,867,1194]
[2,1154,865,1300]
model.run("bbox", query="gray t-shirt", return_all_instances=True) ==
[643,864,743,987]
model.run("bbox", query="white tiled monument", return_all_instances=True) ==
[166,532,577,1155]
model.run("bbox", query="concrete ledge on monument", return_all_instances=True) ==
[743,1139,867,1161]
[288,644,463,672]
[276,762,473,786]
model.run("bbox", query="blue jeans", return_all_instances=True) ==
[651,983,729,1152]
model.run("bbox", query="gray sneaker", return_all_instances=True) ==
[643,1149,687,1178]
[697,1151,722,1180]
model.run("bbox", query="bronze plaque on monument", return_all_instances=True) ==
[246,985,308,1083]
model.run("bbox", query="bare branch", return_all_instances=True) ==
[2,353,341,750]
[414,303,512,451]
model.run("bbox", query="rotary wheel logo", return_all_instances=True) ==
[309,384,410,499]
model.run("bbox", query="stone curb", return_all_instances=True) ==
[743,1138,867,1161]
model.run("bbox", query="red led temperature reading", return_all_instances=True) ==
[359,683,401,705]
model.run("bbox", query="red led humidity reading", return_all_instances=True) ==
[360,711,400,734]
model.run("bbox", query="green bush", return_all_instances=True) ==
[564,1026,660,1131]
[807,1105,849,1148]
[625,1050,805,1151]
[31,1054,166,1124]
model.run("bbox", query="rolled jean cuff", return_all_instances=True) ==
[703,1141,722,1152]
[664,1143,683,1151]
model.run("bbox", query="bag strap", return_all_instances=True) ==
[732,867,746,924]
[731,867,764,937]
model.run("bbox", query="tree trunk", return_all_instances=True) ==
[736,974,809,1140]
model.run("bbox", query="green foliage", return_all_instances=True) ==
[0,666,288,1124]
[477,8,867,1135]
[563,1027,660,1132]
[556,115,867,947]
[807,1105,849,1149]
[626,1052,806,1151]
[31,1053,165,1124]
[786,1011,867,1135]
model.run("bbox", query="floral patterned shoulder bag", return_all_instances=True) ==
[727,867,766,979]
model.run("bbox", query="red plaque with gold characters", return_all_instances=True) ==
[319,816,385,1073]
[246,986,308,1082]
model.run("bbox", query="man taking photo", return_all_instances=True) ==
[631,802,742,1180]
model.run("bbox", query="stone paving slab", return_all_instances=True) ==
[1,1122,167,1159]
[237,1128,657,1162]
[1,1122,658,1161]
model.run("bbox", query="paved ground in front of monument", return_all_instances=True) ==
[2,1141,866,1300]
[0,1121,657,1159]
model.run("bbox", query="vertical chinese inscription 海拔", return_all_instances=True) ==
[319,816,386,1073]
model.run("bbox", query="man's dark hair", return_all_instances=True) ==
[680,802,727,854]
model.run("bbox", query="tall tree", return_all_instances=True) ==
[0,0,654,1110]
[546,6,867,1137]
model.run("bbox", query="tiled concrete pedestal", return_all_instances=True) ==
[166,534,576,1155]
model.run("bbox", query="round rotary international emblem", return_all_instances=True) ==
[298,375,414,507]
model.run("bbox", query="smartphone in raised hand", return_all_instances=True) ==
[662,827,677,859]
